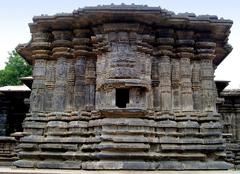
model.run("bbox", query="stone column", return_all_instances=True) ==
[151,57,160,109]
[30,31,50,112]
[176,31,194,112]
[52,30,73,112]
[196,41,216,112]
[192,59,202,111]
[156,29,174,111]
[73,29,91,111]
[171,58,181,112]
[66,59,75,112]
[85,58,96,110]
[74,57,86,110]
[15,31,51,168]
[45,60,55,112]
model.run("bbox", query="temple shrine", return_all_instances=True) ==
[7,4,236,170]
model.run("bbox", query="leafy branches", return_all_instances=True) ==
[0,50,32,86]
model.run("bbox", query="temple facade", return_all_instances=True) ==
[15,5,233,170]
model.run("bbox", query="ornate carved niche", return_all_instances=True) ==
[109,42,137,79]
[94,23,153,110]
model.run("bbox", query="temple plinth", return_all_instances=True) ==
[15,4,233,170]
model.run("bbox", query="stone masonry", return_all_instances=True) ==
[218,90,240,169]
[15,5,233,170]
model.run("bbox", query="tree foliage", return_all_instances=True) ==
[0,50,32,86]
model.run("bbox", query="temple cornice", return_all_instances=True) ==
[18,5,232,67]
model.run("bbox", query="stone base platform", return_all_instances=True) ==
[0,168,239,174]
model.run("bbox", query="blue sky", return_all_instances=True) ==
[0,0,239,88]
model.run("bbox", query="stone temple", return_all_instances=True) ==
[14,5,233,170]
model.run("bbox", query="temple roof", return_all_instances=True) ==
[0,85,30,92]
[215,80,230,96]
[221,89,240,97]
[17,4,233,66]
[20,76,33,89]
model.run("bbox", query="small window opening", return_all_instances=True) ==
[116,88,129,108]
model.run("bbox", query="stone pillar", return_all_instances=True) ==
[85,58,96,110]
[30,31,51,113]
[14,31,51,168]
[159,56,172,111]
[171,58,181,112]
[176,31,194,111]
[66,59,75,112]
[192,59,202,111]
[52,30,73,112]
[92,32,106,109]
[74,57,86,110]
[196,41,216,112]
[152,57,160,109]
[45,60,55,112]
[73,29,91,111]
[31,59,46,112]
[156,29,174,111]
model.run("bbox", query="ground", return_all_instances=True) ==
[0,167,239,174]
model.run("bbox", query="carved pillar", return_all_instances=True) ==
[159,54,172,112]
[74,57,86,110]
[30,31,50,112]
[73,29,91,111]
[196,41,216,112]
[92,30,110,110]
[19,31,50,165]
[31,59,46,112]
[45,60,55,112]
[52,31,73,112]
[176,31,194,111]
[171,58,181,111]
[137,33,154,109]
[66,59,75,112]
[156,29,174,111]
[85,58,96,110]
[152,57,160,109]
[192,59,201,111]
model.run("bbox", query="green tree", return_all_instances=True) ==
[0,50,32,86]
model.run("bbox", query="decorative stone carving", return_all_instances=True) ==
[217,90,240,169]
[44,60,56,112]
[74,57,86,110]
[15,5,233,170]
[30,59,46,112]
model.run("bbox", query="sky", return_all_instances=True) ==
[0,0,239,88]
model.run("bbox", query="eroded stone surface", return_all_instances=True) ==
[15,4,233,170]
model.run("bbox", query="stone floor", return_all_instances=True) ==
[0,167,239,174]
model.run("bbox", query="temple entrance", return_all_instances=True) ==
[116,88,129,108]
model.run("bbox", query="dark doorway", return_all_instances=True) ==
[116,88,129,108]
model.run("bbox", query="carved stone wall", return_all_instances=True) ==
[218,90,240,169]
[15,5,233,170]
[94,24,152,110]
